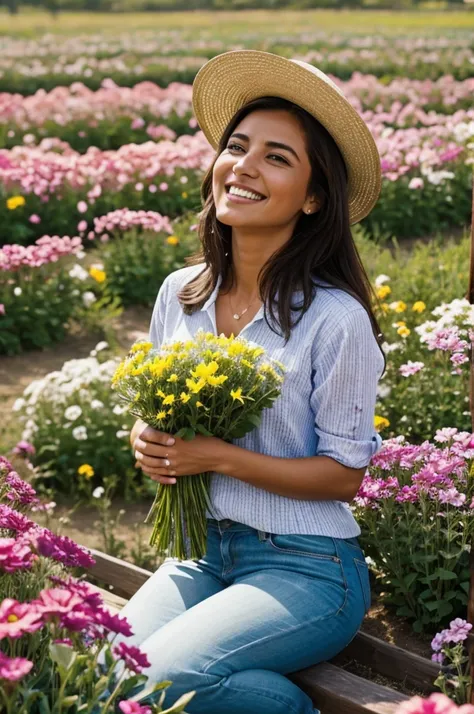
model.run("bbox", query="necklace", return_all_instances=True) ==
[228,292,260,321]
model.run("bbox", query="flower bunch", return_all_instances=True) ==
[112,331,285,559]
[353,429,474,632]
[430,618,472,705]
[395,693,474,713]
[92,209,173,240]
[0,456,195,714]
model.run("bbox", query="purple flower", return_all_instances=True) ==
[114,642,150,674]
[438,488,466,507]
[0,651,33,681]
[399,361,424,377]
[431,630,448,652]
[0,456,14,475]
[32,529,95,568]
[445,618,472,644]
[95,609,133,637]
[34,587,85,618]
[12,440,36,457]
[4,471,39,506]
[431,652,444,665]
[53,638,73,646]
[48,576,103,609]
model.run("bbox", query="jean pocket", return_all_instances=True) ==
[267,534,341,562]
[354,558,371,614]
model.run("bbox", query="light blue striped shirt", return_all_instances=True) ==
[148,263,385,538]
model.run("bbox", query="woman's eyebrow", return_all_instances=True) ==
[229,132,300,163]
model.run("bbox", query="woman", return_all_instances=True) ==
[125,50,386,714]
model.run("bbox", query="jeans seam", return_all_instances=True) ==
[201,593,349,684]
[267,534,341,562]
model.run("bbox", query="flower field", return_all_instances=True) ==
[1,8,474,710]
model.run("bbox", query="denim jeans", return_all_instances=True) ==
[115,518,371,714]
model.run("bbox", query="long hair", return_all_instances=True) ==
[178,96,386,370]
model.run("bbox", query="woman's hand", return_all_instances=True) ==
[132,422,223,485]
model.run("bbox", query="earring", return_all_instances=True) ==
[306,209,311,214]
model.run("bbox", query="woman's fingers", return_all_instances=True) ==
[141,467,177,484]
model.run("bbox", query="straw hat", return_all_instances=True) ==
[192,50,381,225]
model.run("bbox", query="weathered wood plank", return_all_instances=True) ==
[289,663,409,714]
[332,630,438,694]
[87,548,152,599]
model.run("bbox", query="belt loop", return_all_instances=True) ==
[258,530,268,542]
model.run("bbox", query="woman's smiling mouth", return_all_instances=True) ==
[225,184,267,204]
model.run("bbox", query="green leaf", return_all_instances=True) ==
[396,606,414,617]
[49,643,77,672]
[61,696,79,708]
[130,680,173,702]
[437,601,454,617]
[38,695,52,714]
[175,427,195,441]
[245,413,262,428]
[424,600,440,612]
[403,572,418,589]
[412,620,423,634]
[195,423,213,437]
[435,568,457,580]
[161,690,197,713]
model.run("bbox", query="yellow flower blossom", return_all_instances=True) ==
[241,359,254,369]
[412,301,426,313]
[393,321,406,327]
[156,411,167,420]
[89,267,106,283]
[207,374,228,386]
[390,301,407,313]
[78,464,95,479]
[374,416,390,431]
[191,361,219,381]
[186,377,206,393]
[130,341,153,354]
[7,195,25,210]
[376,285,391,300]
[380,303,390,314]
[162,394,175,405]
[167,408,174,415]
[397,326,411,337]
[166,235,179,246]
[167,374,178,382]
[230,388,244,404]
[181,192,188,199]
[180,392,191,403]
[156,388,166,398]
[196,401,207,409]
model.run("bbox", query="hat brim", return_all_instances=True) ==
[192,50,382,225]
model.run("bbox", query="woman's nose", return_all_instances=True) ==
[232,155,259,177]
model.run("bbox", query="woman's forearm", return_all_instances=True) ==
[211,441,365,502]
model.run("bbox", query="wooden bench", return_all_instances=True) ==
[87,549,441,714]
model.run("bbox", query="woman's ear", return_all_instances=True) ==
[303,195,321,215]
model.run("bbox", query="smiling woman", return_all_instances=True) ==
[126,49,387,714]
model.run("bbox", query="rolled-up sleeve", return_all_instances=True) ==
[147,274,171,348]
[310,307,385,469]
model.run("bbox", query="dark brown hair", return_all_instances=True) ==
[178,96,386,370]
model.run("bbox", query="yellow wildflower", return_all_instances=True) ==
[180,392,191,403]
[380,303,390,314]
[162,394,175,405]
[374,416,390,431]
[166,235,179,246]
[191,361,219,381]
[397,326,411,337]
[390,301,407,313]
[156,388,166,398]
[196,401,205,408]
[130,341,153,354]
[412,301,426,313]
[241,359,254,369]
[186,377,206,393]
[89,267,106,283]
[181,192,188,199]
[156,411,167,420]
[167,374,178,382]
[78,464,95,479]
[230,388,244,404]
[376,285,391,300]
[393,321,406,327]
[207,374,228,386]
[6,195,25,210]
[167,408,174,415]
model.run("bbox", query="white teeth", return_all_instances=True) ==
[228,186,264,201]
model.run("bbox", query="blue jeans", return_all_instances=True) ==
[116,518,371,714]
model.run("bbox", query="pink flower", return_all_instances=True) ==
[119,701,152,714]
[0,304,5,316]
[0,598,43,638]
[32,529,95,568]
[438,487,466,507]
[28,214,41,224]
[77,220,88,232]
[445,618,472,644]
[159,182,168,191]
[399,361,424,377]
[4,471,38,506]
[12,440,35,456]
[95,609,133,637]
[77,200,88,214]
[114,642,150,674]
[0,537,35,573]
[396,693,474,713]
[0,651,33,681]
[408,177,424,190]
[34,587,85,618]
[0,505,35,534]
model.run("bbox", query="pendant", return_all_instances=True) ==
[233,314,241,320]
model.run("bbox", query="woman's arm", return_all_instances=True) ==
[211,442,365,502]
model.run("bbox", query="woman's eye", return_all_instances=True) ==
[226,144,288,165]
[227,143,243,152]
[268,154,289,164]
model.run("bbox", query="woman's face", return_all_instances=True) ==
[212,109,317,231]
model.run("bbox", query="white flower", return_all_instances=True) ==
[374,274,390,287]
[95,341,109,352]
[381,341,404,353]
[116,430,130,439]
[72,426,88,440]
[90,399,104,410]
[112,404,127,415]
[12,398,26,412]
[82,291,97,308]
[64,405,82,421]
[377,383,391,399]
[68,264,89,281]
[13,287,22,296]
[92,486,105,499]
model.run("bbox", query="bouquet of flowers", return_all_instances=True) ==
[111,329,285,560]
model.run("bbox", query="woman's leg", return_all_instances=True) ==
[136,525,368,714]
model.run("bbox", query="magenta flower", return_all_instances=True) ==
[0,651,33,682]
[95,609,133,637]
[48,576,103,609]
[32,529,95,568]
[0,598,43,638]
[438,488,466,507]
[395,692,474,712]
[114,642,150,674]
[28,214,41,224]
[0,505,35,534]
[53,638,73,646]
[34,587,85,618]
[4,471,39,506]
[119,701,152,714]
[0,537,36,573]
